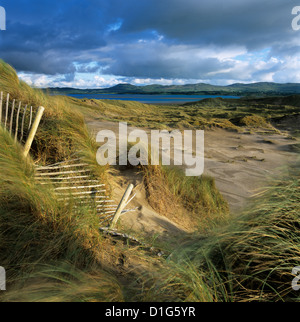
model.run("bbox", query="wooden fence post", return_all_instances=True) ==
[14,102,21,142]
[9,99,15,134]
[4,93,9,128]
[23,106,44,157]
[110,184,134,229]
[28,106,33,130]
[20,104,28,142]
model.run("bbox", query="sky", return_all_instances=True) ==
[0,0,300,88]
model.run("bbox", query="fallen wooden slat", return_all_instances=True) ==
[57,195,108,200]
[55,190,106,196]
[64,198,112,205]
[39,179,100,185]
[42,158,81,168]
[99,209,116,213]
[62,199,112,207]
[35,175,91,181]
[36,163,89,171]
[110,184,134,229]
[57,195,109,201]
[54,184,105,191]
[99,228,166,257]
[97,204,118,208]
[33,153,136,229]
[96,200,116,204]
[99,210,116,215]
[125,193,136,207]
[35,169,89,177]
[120,207,138,215]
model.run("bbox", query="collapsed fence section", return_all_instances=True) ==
[35,158,137,227]
[0,90,136,227]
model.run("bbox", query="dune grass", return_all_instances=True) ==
[2,262,125,302]
[0,128,100,276]
[127,166,300,303]
[0,61,170,302]
[74,91,300,135]
[0,61,128,301]
[0,127,153,303]
[166,167,300,302]
[0,60,299,302]
[0,60,105,169]
[142,164,229,231]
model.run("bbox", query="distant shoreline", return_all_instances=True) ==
[51,93,242,105]
[43,82,300,99]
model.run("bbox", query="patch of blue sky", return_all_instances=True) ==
[235,48,271,62]
[107,18,123,32]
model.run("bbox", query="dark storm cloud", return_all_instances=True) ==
[0,50,76,75]
[103,0,300,79]
[0,0,109,74]
[101,42,236,79]
[0,0,299,82]
[113,0,295,48]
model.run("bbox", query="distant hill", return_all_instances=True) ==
[45,82,300,96]
[183,94,300,108]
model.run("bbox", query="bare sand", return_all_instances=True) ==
[87,118,299,236]
[203,128,298,213]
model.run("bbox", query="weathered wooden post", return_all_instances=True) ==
[110,184,134,229]
[9,99,15,134]
[20,104,28,142]
[14,102,21,142]
[28,106,33,130]
[4,93,9,128]
[23,106,44,157]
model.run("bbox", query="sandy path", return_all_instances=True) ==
[87,119,189,239]
[86,118,299,217]
[107,170,187,239]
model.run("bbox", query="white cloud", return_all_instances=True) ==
[3,0,300,87]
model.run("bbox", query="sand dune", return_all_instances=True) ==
[203,129,299,212]
[87,119,299,235]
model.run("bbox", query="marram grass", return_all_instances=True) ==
[0,60,299,302]
[169,169,300,302]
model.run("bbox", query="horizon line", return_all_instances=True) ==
[38,81,300,91]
